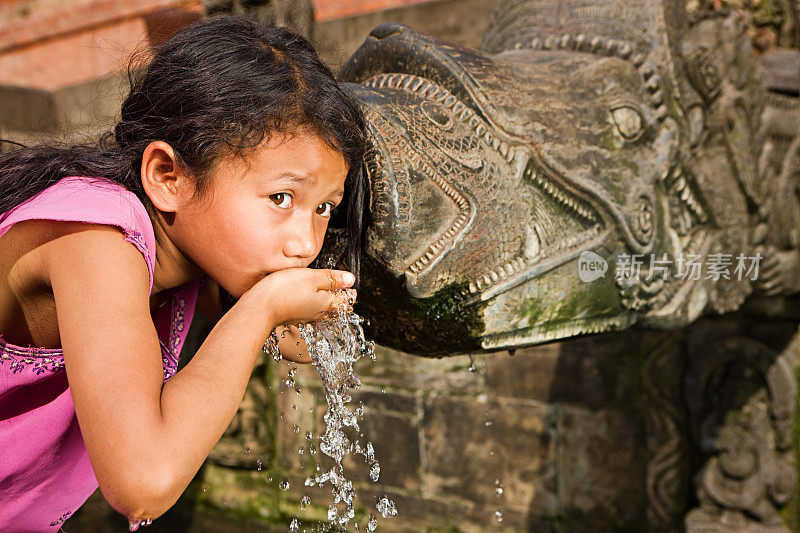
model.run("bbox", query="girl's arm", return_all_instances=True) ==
[196,279,312,363]
[46,223,351,520]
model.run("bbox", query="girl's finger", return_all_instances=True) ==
[319,269,355,290]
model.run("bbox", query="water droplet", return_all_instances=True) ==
[256,459,262,471]
[369,462,380,482]
[293,424,301,433]
[305,432,314,441]
[380,387,386,394]
[376,496,397,518]
[485,420,493,427]
[291,404,298,411]
[495,510,504,523]
[266,475,273,483]
[279,478,290,491]
[244,448,251,454]
[289,517,300,532]
[298,448,305,455]
[328,505,337,521]
[128,518,152,531]
[495,479,504,496]
[280,412,285,420]
[366,514,378,532]
[300,493,311,510]
[468,354,477,373]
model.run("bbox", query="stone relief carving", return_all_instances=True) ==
[684,334,798,532]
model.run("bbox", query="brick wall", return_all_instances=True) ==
[311,0,438,21]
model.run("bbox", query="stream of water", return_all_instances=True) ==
[292,290,396,531]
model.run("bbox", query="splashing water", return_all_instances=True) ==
[264,280,395,530]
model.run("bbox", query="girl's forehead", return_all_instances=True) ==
[253,131,346,170]
[212,131,347,192]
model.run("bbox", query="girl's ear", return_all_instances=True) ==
[140,141,192,212]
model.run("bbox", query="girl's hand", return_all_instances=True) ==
[246,267,357,327]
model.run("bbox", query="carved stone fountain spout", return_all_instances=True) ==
[333,1,800,531]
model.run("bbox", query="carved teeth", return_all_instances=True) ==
[650,91,664,105]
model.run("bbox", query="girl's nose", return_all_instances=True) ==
[284,213,318,260]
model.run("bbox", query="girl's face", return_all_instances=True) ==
[173,131,348,298]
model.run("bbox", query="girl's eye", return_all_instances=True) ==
[269,193,293,209]
[316,202,335,217]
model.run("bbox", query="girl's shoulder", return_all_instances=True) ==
[0,176,156,293]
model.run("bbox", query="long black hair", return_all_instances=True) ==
[0,16,368,282]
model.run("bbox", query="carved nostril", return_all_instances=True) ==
[369,23,405,41]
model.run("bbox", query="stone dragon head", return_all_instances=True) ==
[340,0,780,356]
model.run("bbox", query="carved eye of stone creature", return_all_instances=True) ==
[610,105,644,140]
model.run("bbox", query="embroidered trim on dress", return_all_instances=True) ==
[124,230,154,290]
[159,290,186,381]
[49,510,72,527]
[0,334,65,375]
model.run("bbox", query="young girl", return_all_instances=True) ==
[0,16,367,530]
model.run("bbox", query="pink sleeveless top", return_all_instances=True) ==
[0,176,200,531]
